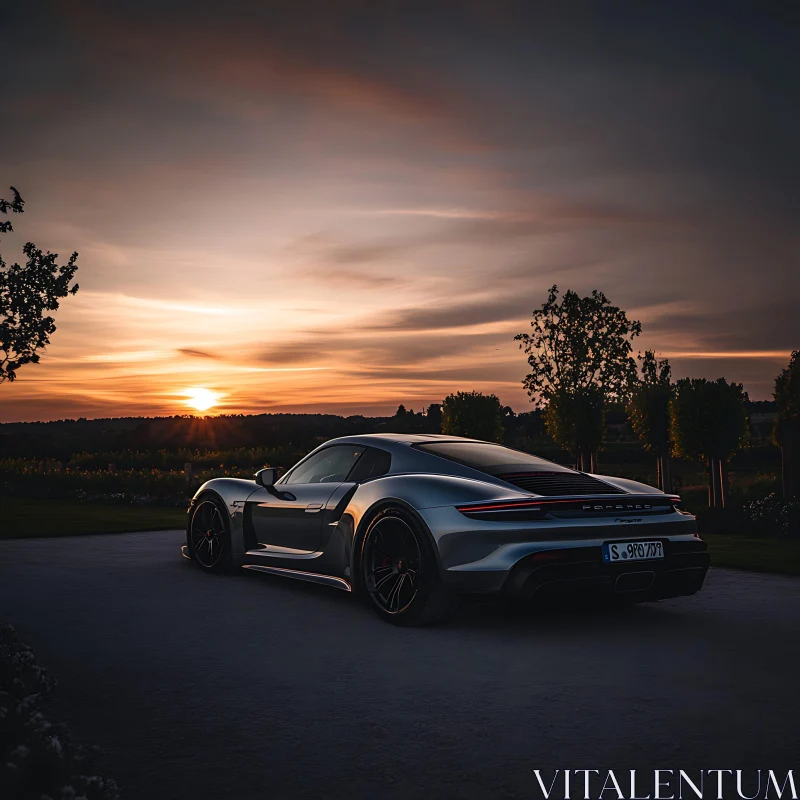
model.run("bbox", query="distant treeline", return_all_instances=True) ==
[0,412,416,460]
[0,402,777,461]
[0,407,782,519]
[0,410,451,460]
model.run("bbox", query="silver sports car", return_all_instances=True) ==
[182,434,710,625]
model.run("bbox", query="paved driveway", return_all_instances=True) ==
[1,530,798,799]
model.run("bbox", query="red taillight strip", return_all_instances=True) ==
[457,494,680,514]
[456,500,545,513]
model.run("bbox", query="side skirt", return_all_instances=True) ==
[242,564,352,592]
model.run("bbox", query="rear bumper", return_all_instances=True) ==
[444,540,710,601]
[504,548,710,601]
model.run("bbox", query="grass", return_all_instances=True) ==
[1,496,186,538]
[702,533,800,577]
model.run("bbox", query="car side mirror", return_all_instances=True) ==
[255,467,278,488]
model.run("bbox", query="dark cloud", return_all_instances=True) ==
[38,1,478,149]
[285,233,416,279]
[258,330,515,367]
[258,342,333,366]
[300,267,400,287]
[648,300,800,353]
[339,364,521,384]
[177,348,220,359]
[668,355,790,399]
[363,295,530,332]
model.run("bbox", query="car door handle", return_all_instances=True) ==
[305,503,323,513]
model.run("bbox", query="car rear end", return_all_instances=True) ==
[420,492,710,603]
[408,440,710,604]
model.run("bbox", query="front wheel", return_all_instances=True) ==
[360,508,458,626]
[187,496,232,573]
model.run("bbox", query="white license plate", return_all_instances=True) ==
[604,540,664,562]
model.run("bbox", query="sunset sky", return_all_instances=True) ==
[2,2,798,421]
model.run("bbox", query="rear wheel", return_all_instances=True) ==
[188,496,232,573]
[361,507,458,626]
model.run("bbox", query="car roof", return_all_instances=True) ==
[293,433,564,491]
[323,433,484,446]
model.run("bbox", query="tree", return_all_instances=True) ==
[500,404,516,444]
[1,187,79,383]
[425,403,442,433]
[515,285,641,471]
[670,378,748,508]
[0,186,24,233]
[627,351,674,492]
[774,351,800,500]
[388,403,429,433]
[441,391,504,442]
[544,385,604,472]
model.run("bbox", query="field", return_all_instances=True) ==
[701,533,800,576]
[2,496,186,538]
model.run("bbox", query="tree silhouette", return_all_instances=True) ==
[774,351,800,500]
[670,378,748,508]
[515,285,641,471]
[627,351,674,491]
[544,385,604,471]
[425,403,442,433]
[0,186,24,232]
[1,187,79,383]
[441,391,504,442]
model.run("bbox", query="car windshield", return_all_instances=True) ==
[414,441,572,475]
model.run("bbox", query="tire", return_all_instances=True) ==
[187,495,233,574]
[360,507,458,626]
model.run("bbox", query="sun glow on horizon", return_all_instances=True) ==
[184,387,221,412]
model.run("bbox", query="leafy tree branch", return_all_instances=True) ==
[0,187,80,383]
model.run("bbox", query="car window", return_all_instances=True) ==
[283,446,365,485]
[414,441,570,475]
[347,447,391,483]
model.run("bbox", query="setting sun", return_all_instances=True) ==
[184,387,221,413]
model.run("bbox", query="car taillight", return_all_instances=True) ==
[455,500,549,521]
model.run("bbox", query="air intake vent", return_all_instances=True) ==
[497,471,625,496]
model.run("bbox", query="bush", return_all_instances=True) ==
[0,623,120,799]
[65,445,303,472]
[0,447,312,506]
[741,493,800,538]
[691,493,800,538]
[0,461,266,505]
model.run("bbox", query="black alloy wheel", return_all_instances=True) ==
[189,498,231,572]
[363,514,421,615]
[361,508,458,626]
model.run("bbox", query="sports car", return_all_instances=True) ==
[182,434,710,625]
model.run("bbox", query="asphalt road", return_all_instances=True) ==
[1,530,798,800]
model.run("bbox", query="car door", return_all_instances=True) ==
[249,445,366,553]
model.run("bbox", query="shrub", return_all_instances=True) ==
[0,623,120,799]
[741,493,800,538]
[0,461,262,505]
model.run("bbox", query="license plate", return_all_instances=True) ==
[604,540,664,562]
